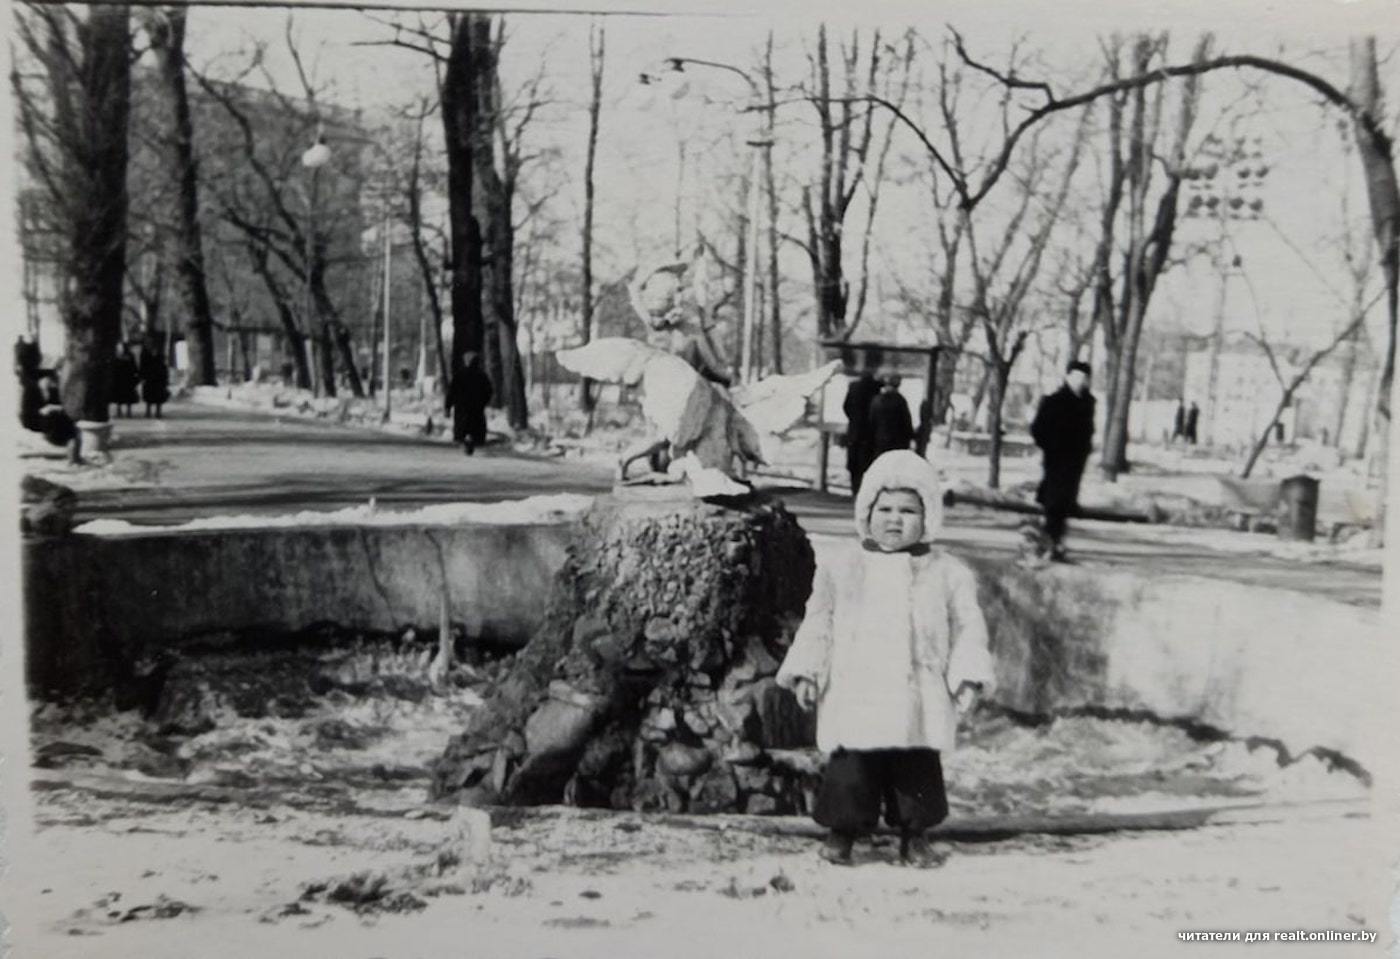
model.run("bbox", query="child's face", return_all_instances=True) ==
[869,488,925,551]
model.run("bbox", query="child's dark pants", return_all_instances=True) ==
[814,748,949,835]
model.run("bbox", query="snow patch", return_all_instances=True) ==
[73,493,596,536]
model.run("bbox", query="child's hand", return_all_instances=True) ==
[954,682,981,716]
[791,678,818,711]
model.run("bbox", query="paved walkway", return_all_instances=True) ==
[28,400,1381,608]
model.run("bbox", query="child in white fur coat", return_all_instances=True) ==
[776,450,995,865]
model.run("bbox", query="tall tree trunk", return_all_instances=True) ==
[148,7,216,387]
[1100,36,1206,479]
[312,262,363,397]
[762,32,783,374]
[471,14,527,430]
[987,360,1008,489]
[579,21,604,410]
[245,242,311,388]
[405,112,448,387]
[1348,36,1399,547]
[57,7,132,422]
[442,13,485,365]
[733,172,750,366]
[1333,325,1361,447]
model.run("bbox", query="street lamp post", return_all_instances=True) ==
[380,195,392,421]
[642,56,771,385]
[303,126,397,411]
[301,128,331,396]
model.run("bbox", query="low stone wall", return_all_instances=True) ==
[23,522,574,696]
[807,538,1388,773]
[27,517,1388,777]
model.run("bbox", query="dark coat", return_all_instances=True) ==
[1030,385,1095,513]
[446,363,493,443]
[868,387,915,456]
[842,375,881,472]
[20,377,75,445]
[19,375,44,433]
[112,353,140,405]
[139,350,170,405]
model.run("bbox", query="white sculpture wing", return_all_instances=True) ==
[555,337,664,386]
[733,361,842,436]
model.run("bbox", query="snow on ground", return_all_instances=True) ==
[71,493,595,536]
[15,652,1383,958]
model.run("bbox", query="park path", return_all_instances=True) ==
[27,398,1381,607]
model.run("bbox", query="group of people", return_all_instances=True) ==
[1171,400,1201,445]
[110,342,171,419]
[843,359,1098,564]
[841,372,919,493]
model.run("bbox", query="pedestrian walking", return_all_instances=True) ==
[112,343,139,418]
[1171,400,1185,442]
[1185,401,1200,445]
[841,371,880,494]
[1029,360,1095,562]
[868,375,915,457]
[139,343,170,418]
[446,351,493,455]
[776,450,994,867]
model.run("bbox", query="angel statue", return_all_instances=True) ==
[556,337,839,499]
[628,241,732,386]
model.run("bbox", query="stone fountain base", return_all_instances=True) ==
[430,490,818,813]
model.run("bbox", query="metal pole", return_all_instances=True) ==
[305,179,318,396]
[741,143,761,384]
[382,201,392,420]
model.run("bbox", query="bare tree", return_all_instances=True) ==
[846,31,916,339]
[579,20,604,410]
[13,4,133,421]
[848,31,1397,539]
[1347,37,1398,538]
[144,6,217,386]
[188,27,368,398]
[801,25,888,341]
[965,115,1092,487]
[1241,310,1373,478]
[1091,36,1211,479]
[759,30,784,374]
[400,97,450,388]
[438,14,486,373]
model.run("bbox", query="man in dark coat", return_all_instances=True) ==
[139,344,170,418]
[446,351,493,455]
[1171,400,1185,442]
[842,371,881,494]
[112,343,140,418]
[1030,360,1096,562]
[868,375,915,457]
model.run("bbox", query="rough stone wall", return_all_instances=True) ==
[430,492,818,813]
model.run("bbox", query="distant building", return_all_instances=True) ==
[16,68,387,384]
[1181,333,1377,451]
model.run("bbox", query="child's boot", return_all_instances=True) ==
[899,831,948,869]
[818,830,854,865]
